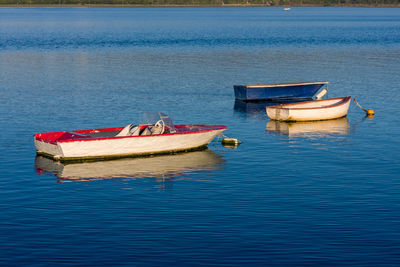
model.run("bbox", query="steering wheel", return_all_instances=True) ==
[154,120,165,134]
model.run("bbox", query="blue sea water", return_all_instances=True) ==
[1,6,400,266]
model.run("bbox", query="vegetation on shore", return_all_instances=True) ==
[1,0,399,7]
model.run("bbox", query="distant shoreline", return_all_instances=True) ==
[1,4,400,8]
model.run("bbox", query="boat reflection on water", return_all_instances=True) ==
[266,117,350,138]
[234,99,311,116]
[35,149,225,184]
[234,100,270,113]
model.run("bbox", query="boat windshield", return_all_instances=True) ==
[141,112,176,134]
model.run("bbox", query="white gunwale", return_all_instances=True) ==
[245,82,329,88]
[268,96,351,110]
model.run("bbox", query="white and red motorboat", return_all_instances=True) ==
[34,113,227,161]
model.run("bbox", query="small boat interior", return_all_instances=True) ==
[245,82,329,88]
[35,121,169,142]
[69,121,172,140]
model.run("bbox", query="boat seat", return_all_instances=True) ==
[116,124,140,137]
[139,123,164,136]
[116,122,165,137]
[140,126,152,136]
[150,122,164,135]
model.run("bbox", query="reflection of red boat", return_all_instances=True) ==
[35,149,225,182]
[34,113,227,162]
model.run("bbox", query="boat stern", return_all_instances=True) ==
[34,134,64,159]
[233,85,248,100]
[266,107,290,121]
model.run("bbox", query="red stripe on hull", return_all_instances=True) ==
[34,124,228,143]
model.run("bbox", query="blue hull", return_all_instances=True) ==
[234,82,327,101]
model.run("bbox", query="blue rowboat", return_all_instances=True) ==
[233,82,329,101]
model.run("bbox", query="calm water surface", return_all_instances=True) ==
[1,7,400,265]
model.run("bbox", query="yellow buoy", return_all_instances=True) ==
[367,109,375,116]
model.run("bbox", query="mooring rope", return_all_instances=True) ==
[353,98,375,116]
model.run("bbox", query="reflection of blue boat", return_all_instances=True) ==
[233,82,328,101]
[234,99,307,114]
[233,100,301,113]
